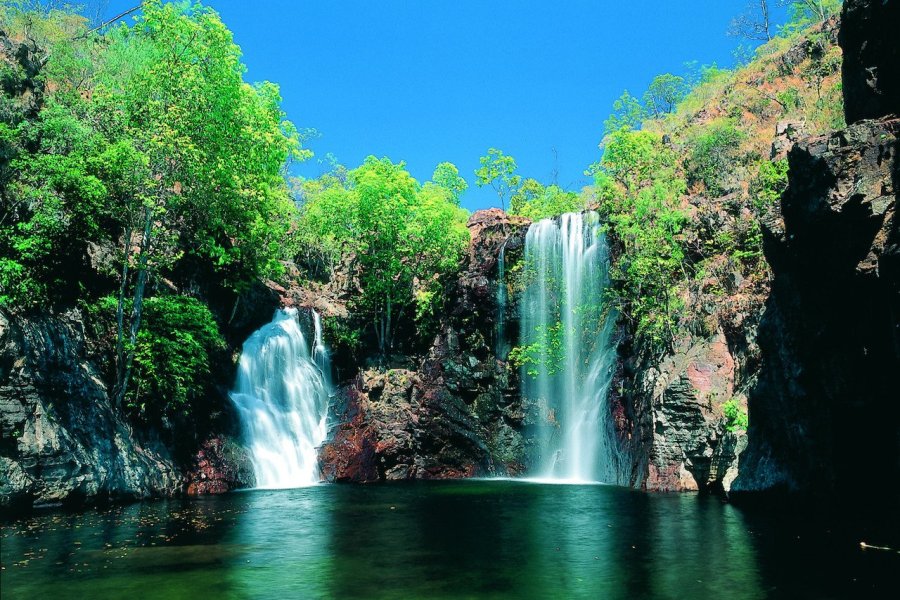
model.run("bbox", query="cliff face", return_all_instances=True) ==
[734,118,899,495]
[319,209,533,481]
[0,309,183,508]
[839,0,900,123]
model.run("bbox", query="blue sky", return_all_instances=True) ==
[100,1,787,212]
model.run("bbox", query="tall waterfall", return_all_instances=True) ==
[519,212,617,482]
[230,308,331,489]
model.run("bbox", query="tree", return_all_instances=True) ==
[780,0,842,28]
[0,2,307,408]
[297,157,469,356]
[430,161,468,205]
[474,148,521,211]
[729,0,774,41]
[603,90,645,136]
[592,129,688,350]
[509,179,584,221]
[643,74,688,118]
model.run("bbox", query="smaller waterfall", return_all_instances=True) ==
[230,308,331,489]
[495,240,509,358]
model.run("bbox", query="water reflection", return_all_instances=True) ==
[2,482,896,599]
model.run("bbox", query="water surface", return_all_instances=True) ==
[2,481,896,599]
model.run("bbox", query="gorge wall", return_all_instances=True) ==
[2,0,897,508]
[733,0,899,497]
[319,209,533,481]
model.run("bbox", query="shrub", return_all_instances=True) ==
[751,159,789,210]
[722,398,749,432]
[125,295,225,419]
[685,120,746,197]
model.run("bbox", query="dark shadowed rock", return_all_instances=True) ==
[734,118,899,497]
[840,0,900,124]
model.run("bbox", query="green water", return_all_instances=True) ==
[1,481,896,599]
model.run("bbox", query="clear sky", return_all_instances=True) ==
[99,1,787,213]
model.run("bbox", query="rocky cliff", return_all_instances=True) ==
[319,209,533,481]
[0,309,183,508]
[734,115,899,494]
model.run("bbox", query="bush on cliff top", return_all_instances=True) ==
[295,156,470,356]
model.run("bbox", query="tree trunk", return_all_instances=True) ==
[114,205,153,408]
[114,223,132,408]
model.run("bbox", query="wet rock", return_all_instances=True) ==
[184,435,254,495]
[319,368,486,481]
[614,330,750,493]
[734,117,900,496]
[319,209,533,480]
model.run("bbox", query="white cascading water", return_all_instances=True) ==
[495,239,509,358]
[230,308,331,489]
[520,211,618,482]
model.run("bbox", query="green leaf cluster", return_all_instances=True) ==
[126,295,226,419]
[1,0,306,309]
[509,180,584,222]
[685,119,747,196]
[296,156,470,354]
[590,128,688,350]
[722,398,749,432]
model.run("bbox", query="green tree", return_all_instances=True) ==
[603,90,645,136]
[474,148,521,211]
[430,161,468,205]
[509,179,584,221]
[297,157,469,356]
[685,119,746,196]
[592,129,688,349]
[1,3,307,411]
[643,74,688,117]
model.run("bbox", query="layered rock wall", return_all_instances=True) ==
[0,310,183,508]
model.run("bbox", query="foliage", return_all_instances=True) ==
[751,159,789,209]
[509,322,564,378]
[474,148,521,211]
[591,129,688,349]
[603,90,645,136]
[780,0,843,36]
[430,162,468,205]
[124,295,225,418]
[509,179,584,222]
[643,74,688,118]
[296,156,470,354]
[722,398,749,432]
[685,120,747,196]
[1,2,309,417]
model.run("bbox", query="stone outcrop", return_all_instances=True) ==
[613,330,752,492]
[0,309,183,509]
[319,368,489,481]
[726,0,900,499]
[184,435,254,495]
[319,209,532,481]
[733,117,899,495]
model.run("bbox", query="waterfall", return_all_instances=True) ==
[230,308,332,489]
[519,212,617,482]
[495,239,509,358]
